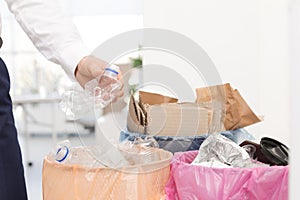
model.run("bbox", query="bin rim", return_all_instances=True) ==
[43,147,173,173]
[172,150,289,171]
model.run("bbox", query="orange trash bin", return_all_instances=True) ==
[42,147,172,200]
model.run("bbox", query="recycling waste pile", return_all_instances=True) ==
[43,82,289,200]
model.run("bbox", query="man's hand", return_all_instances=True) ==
[75,55,124,99]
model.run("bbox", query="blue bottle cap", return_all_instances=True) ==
[55,145,69,162]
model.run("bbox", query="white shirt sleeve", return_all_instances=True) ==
[5,0,90,80]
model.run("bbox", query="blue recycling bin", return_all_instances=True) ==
[120,128,254,153]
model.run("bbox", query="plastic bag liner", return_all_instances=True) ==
[120,128,254,153]
[165,151,289,200]
[43,147,172,200]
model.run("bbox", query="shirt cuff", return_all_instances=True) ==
[58,42,90,81]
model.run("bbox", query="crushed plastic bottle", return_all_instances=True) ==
[51,140,110,167]
[118,136,160,165]
[132,136,159,148]
[84,64,121,108]
[50,137,161,168]
[60,65,121,119]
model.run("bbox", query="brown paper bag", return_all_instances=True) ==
[196,83,261,130]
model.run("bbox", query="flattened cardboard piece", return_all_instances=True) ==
[195,83,261,130]
[139,91,178,105]
[127,91,210,136]
[146,103,209,136]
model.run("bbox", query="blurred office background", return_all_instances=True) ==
[0,0,299,199]
[0,0,143,199]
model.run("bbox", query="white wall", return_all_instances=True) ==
[289,0,300,199]
[143,0,291,145]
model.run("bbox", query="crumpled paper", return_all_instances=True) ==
[192,133,265,168]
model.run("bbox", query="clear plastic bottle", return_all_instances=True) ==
[52,140,125,167]
[53,140,88,165]
[60,65,121,119]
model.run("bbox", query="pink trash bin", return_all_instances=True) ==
[166,151,288,200]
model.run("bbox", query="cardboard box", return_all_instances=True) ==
[127,83,261,136]
[127,91,213,136]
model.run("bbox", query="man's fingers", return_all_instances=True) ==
[76,56,106,82]
[75,55,125,105]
